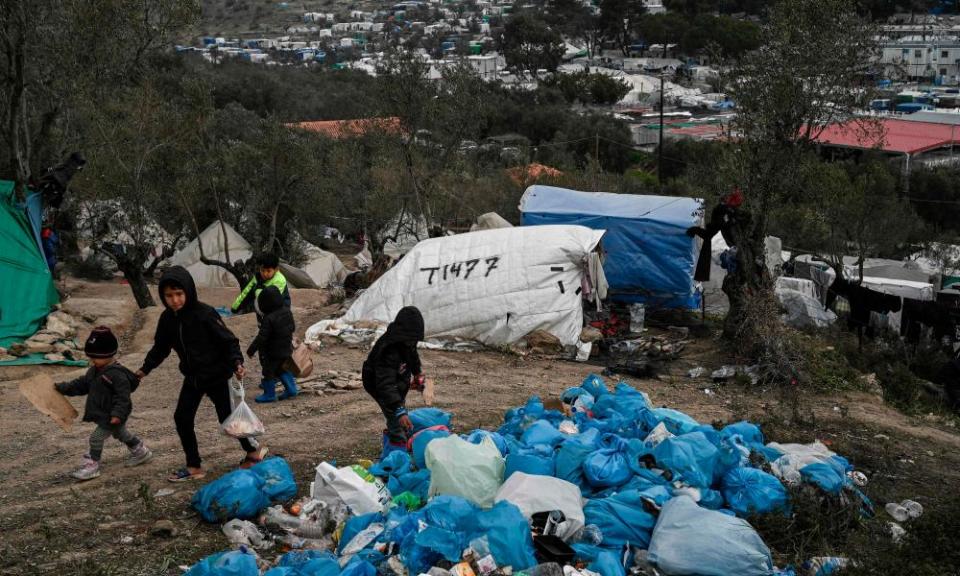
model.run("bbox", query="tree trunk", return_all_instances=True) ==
[97,246,155,308]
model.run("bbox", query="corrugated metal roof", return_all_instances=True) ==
[814,118,960,155]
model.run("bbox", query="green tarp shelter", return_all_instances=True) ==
[0,180,59,347]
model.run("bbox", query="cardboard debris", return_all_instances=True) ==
[19,374,78,431]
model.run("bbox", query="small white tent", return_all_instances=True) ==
[168,221,253,288]
[470,212,513,232]
[308,225,605,347]
[382,210,430,260]
[301,241,348,287]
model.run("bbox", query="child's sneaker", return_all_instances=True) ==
[71,455,101,481]
[125,442,153,467]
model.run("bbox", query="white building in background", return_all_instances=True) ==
[879,37,960,82]
[643,0,666,14]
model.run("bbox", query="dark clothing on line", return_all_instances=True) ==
[688,204,740,282]
[829,278,902,330]
[174,378,257,468]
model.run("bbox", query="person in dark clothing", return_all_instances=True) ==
[686,189,745,282]
[362,307,426,453]
[936,351,960,413]
[246,286,298,403]
[828,277,902,330]
[136,266,267,482]
[56,326,152,481]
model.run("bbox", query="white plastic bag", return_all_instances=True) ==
[220,379,266,438]
[426,435,505,508]
[494,472,585,541]
[311,462,389,515]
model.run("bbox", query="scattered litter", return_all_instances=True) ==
[223,519,271,550]
[885,499,923,522]
[687,367,706,378]
[703,388,715,396]
[154,488,175,498]
[801,557,852,576]
[887,522,906,543]
[711,366,736,381]
[120,536,133,544]
[846,471,868,487]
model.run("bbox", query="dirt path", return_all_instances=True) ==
[0,280,957,575]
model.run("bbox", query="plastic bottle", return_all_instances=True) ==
[884,502,910,523]
[579,525,603,546]
[262,506,331,539]
[901,499,923,519]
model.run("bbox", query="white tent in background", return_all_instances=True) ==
[168,221,253,288]
[470,212,513,232]
[382,210,429,260]
[307,225,605,348]
[300,241,348,287]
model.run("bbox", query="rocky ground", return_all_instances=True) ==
[1,279,958,575]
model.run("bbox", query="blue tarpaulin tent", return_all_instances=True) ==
[519,185,703,309]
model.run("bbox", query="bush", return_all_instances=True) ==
[68,255,114,281]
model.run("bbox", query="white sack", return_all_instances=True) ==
[494,472,585,541]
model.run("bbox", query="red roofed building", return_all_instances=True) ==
[287,117,403,139]
[813,118,960,156]
[813,117,960,190]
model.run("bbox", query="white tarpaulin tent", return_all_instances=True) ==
[168,221,252,288]
[301,241,348,287]
[308,225,604,347]
[470,212,513,232]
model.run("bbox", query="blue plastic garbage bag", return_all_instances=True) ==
[472,500,538,570]
[521,420,564,447]
[556,437,597,491]
[753,443,787,463]
[506,453,555,478]
[421,495,479,531]
[581,374,609,398]
[583,489,658,548]
[465,430,509,457]
[285,554,340,576]
[800,463,846,494]
[583,447,633,488]
[590,549,628,576]
[185,550,259,576]
[340,560,376,576]
[722,421,765,446]
[699,488,725,510]
[264,568,298,576]
[648,495,774,576]
[570,544,626,576]
[722,468,789,516]
[416,525,466,561]
[400,531,443,575]
[642,408,700,436]
[411,427,451,469]
[388,469,431,501]
[409,408,453,432]
[351,550,386,567]
[338,512,382,554]
[192,469,268,523]
[383,508,421,544]
[250,457,297,502]
[594,383,650,420]
[651,431,720,489]
[561,387,594,405]
[370,450,412,477]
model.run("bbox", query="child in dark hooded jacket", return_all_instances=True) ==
[246,286,298,403]
[137,266,267,482]
[362,306,426,453]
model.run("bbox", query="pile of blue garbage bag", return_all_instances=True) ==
[186,374,871,576]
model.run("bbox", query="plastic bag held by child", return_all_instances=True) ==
[221,378,266,439]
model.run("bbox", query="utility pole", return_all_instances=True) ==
[594,131,600,192]
[658,72,665,188]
